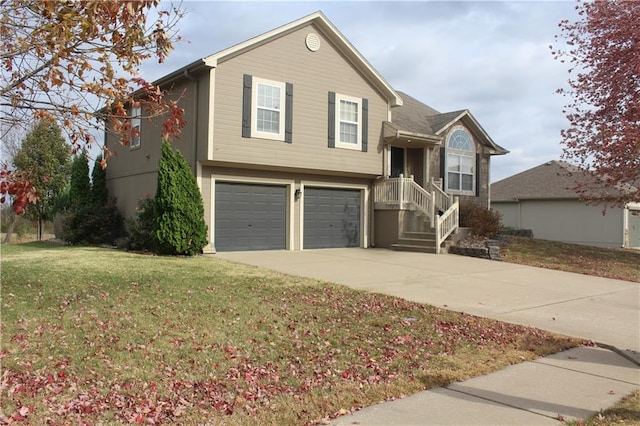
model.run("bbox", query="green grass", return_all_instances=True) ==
[1,243,582,424]
[501,237,640,283]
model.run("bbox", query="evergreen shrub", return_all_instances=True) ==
[152,140,208,255]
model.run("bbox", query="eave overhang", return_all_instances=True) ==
[383,121,442,147]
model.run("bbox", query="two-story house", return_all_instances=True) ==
[105,11,508,253]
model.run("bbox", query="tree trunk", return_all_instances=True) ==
[37,202,44,241]
[3,214,16,243]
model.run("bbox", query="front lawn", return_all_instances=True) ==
[1,243,582,424]
[501,237,640,283]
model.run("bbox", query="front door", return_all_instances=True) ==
[390,146,424,187]
[391,147,404,178]
[406,148,424,187]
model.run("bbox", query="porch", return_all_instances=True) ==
[373,175,459,254]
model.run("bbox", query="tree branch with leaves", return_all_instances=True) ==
[552,0,640,206]
[1,0,187,214]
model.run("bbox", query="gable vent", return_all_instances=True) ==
[305,33,320,52]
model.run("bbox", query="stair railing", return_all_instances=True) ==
[435,198,459,254]
[374,176,460,253]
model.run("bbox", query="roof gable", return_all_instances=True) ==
[391,91,508,155]
[203,11,402,107]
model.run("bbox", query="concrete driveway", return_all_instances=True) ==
[216,248,640,355]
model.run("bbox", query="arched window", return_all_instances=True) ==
[446,129,475,193]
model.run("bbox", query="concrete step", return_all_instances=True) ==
[402,231,436,240]
[396,237,436,247]
[391,244,438,254]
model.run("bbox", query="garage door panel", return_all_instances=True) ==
[304,188,361,249]
[215,183,286,251]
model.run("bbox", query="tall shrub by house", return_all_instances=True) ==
[91,155,108,207]
[63,153,123,245]
[68,151,91,210]
[152,140,208,255]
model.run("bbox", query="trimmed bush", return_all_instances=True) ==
[63,203,124,245]
[152,140,208,256]
[127,197,156,251]
[459,202,503,238]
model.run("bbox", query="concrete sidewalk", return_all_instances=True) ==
[215,248,640,424]
[333,346,639,425]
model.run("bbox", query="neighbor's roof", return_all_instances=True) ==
[154,11,402,107]
[491,160,603,201]
[389,91,508,155]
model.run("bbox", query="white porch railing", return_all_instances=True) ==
[374,175,459,253]
[430,178,452,212]
[436,199,459,254]
[374,175,433,219]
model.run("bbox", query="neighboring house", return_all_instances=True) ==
[491,160,640,249]
[105,11,507,253]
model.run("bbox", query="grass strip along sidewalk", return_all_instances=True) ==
[1,243,583,424]
[501,236,640,283]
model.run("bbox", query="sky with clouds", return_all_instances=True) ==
[139,1,581,183]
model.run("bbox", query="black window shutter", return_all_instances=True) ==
[475,153,481,196]
[242,74,252,138]
[285,83,293,143]
[439,146,446,189]
[328,91,335,148]
[361,98,368,152]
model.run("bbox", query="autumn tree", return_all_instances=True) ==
[0,128,24,242]
[553,1,640,206]
[1,0,187,214]
[13,119,71,240]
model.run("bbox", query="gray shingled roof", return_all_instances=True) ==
[391,91,440,135]
[425,110,467,134]
[392,91,508,155]
[491,160,604,201]
[393,91,467,136]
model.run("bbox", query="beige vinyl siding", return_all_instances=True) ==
[493,199,624,248]
[106,78,201,217]
[493,201,521,229]
[107,172,157,218]
[211,23,387,176]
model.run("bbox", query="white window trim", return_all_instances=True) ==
[251,77,286,141]
[445,126,475,196]
[130,106,141,149]
[335,93,362,151]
